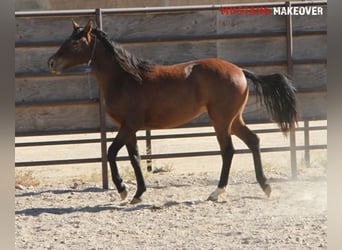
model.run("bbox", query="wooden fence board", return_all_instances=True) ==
[293,34,327,61]
[244,92,327,122]
[296,92,327,120]
[16,16,95,44]
[293,63,327,89]
[217,36,286,64]
[125,41,218,65]
[102,11,217,41]
[16,102,100,133]
[16,47,61,73]
[292,6,327,32]
[14,90,327,134]
[16,75,98,103]
[217,11,286,35]
[243,65,287,75]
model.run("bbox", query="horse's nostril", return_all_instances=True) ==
[49,59,54,69]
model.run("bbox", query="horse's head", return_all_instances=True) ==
[48,19,96,74]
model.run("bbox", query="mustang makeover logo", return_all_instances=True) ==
[220,5,324,16]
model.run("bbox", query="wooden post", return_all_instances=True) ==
[95,8,109,189]
[285,1,297,179]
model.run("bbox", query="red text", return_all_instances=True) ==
[221,6,271,16]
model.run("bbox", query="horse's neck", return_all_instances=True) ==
[91,45,121,86]
[92,63,126,111]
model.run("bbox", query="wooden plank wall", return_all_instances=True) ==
[15,3,327,135]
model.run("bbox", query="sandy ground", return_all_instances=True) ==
[15,122,327,249]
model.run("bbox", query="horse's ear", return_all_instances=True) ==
[84,19,94,35]
[72,19,80,30]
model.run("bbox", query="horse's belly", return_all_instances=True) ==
[144,105,206,129]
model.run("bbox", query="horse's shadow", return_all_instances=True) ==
[15,184,225,216]
[15,199,210,216]
[15,187,106,198]
[16,187,120,216]
[15,204,119,216]
[16,177,289,216]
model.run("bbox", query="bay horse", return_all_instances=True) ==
[48,20,297,204]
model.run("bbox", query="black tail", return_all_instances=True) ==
[243,69,298,133]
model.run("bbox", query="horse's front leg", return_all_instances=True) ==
[126,135,146,204]
[107,128,135,201]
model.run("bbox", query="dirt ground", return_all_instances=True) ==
[15,123,327,249]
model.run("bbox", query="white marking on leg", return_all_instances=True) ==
[119,185,128,200]
[207,187,225,201]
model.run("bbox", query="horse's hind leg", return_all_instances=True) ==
[232,117,271,197]
[126,135,146,204]
[207,122,235,201]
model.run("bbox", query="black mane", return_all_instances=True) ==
[92,28,154,83]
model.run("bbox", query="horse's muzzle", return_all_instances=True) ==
[48,56,62,74]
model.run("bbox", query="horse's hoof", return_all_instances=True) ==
[130,197,142,204]
[119,189,128,200]
[263,184,272,198]
[207,195,218,202]
[207,187,225,202]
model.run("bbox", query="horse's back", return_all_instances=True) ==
[145,58,246,91]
